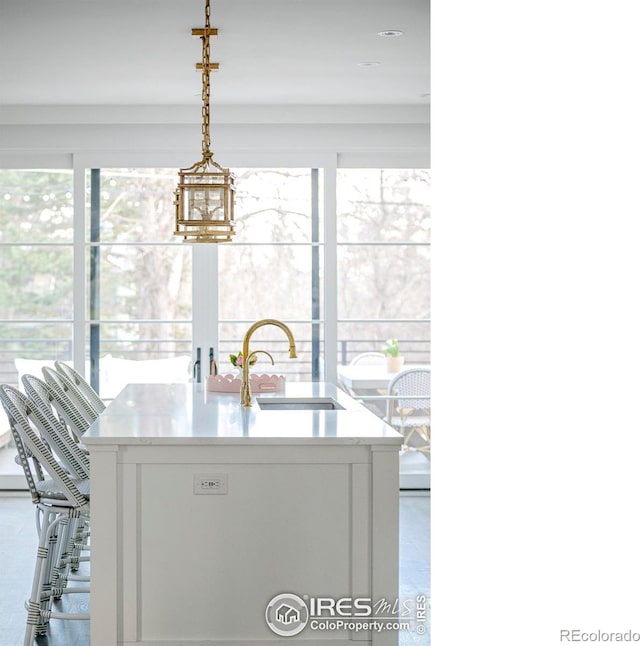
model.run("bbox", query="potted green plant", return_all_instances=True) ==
[381,338,405,372]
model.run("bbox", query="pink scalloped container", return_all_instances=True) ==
[206,373,286,393]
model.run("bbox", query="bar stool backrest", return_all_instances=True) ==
[40,368,92,442]
[22,374,90,480]
[54,361,106,415]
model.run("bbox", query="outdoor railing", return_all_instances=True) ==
[0,337,430,387]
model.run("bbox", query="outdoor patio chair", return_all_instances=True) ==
[342,352,388,415]
[349,352,386,366]
[385,367,430,454]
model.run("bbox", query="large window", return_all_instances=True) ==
[0,169,74,480]
[336,169,430,486]
[0,164,430,485]
[86,169,192,397]
[88,167,321,384]
[217,168,323,380]
[336,169,430,364]
[0,169,75,378]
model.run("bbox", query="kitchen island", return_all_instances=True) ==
[83,381,403,646]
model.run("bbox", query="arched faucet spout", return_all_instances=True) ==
[240,319,297,406]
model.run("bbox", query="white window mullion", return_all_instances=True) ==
[323,155,338,384]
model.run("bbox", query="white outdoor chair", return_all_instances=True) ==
[349,352,386,366]
[385,367,430,454]
[0,385,90,646]
[343,352,388,415]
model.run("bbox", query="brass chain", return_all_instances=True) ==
[201,0,211,158]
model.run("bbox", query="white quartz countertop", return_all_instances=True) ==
[82,382,403,446]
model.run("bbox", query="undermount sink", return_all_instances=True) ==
[256,397,345,411]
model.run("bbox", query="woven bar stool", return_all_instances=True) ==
[0,385,90,646]
[22,374,91,573]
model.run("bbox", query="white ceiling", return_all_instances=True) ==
[0,0,430,108]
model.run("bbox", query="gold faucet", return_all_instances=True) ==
[240,319,297,406]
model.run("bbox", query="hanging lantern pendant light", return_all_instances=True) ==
[174,0,236,243]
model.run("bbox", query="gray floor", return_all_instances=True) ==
[0,492,429,646]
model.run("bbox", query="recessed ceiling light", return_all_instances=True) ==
[357,61,382,67]
[378,30,404,37]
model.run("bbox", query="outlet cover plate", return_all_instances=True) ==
[194,473,228,495]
